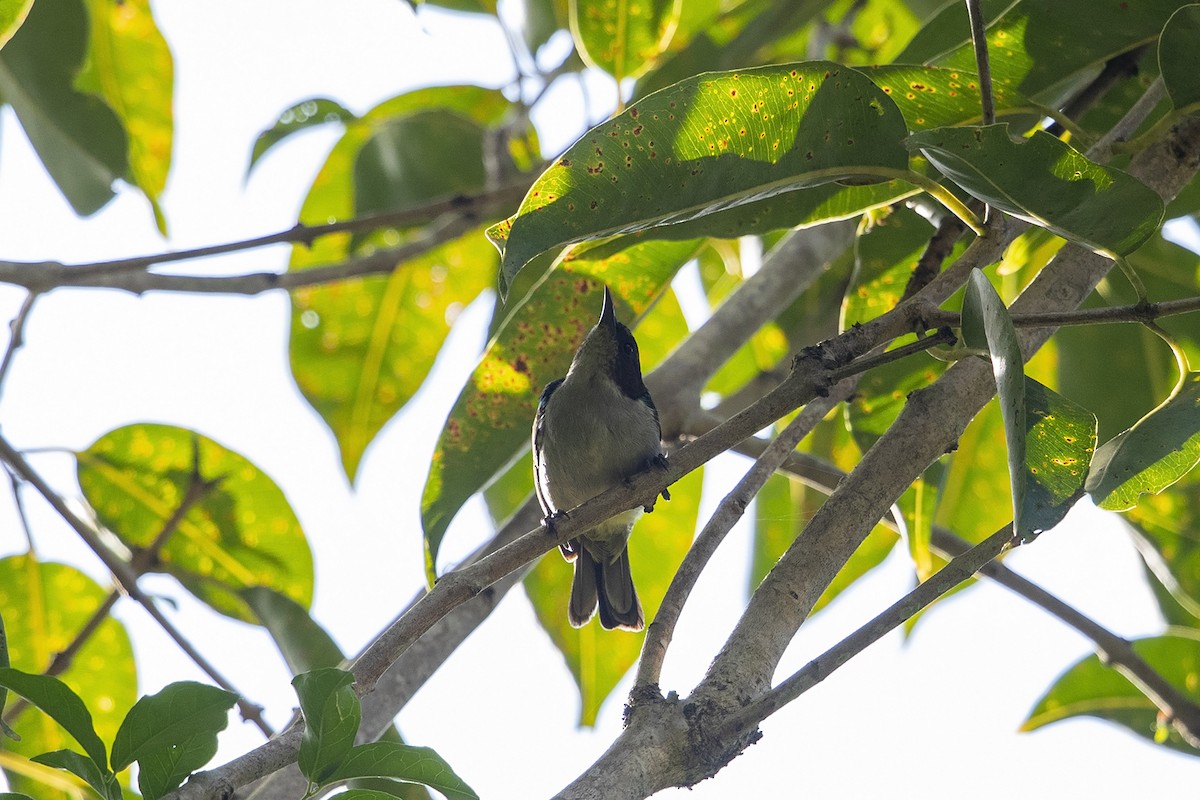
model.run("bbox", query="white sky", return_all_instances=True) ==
[0,1,1196,797]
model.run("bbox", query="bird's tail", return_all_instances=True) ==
[569,546,644,631]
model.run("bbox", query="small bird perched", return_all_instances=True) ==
[533,286,665,631]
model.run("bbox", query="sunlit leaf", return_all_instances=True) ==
[907,125,1164,258]
[1021,380,1097,537]
[1124,471,1200,626]
[0,556,135,800]
[898,0,1189,103]
[76,0,174,231]
[288,85,513,483]
[842,204,937,329]
[0,0,127,215]
[1086,372,1200,511]
[76,424,312,622]
[1055,235,1200,442]
[569,0,680,82]
[0,670,108,771]
[420,237,699,574]
[0,0,32,50]
[489,61,910,291]
[291,230,497,482]
[633,0,825,99]
[1159,4,1200,112]
[1023,629,1200,756]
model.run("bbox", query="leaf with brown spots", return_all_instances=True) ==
[488,61,910,293]
[569,0,681,83]
[897,0,1187,102]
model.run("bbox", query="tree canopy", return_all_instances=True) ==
[1,0,1200,798]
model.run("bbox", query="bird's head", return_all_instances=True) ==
[567,287,649,399]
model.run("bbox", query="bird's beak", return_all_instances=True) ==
[599,286,617,331]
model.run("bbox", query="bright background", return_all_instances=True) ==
[0,2,1196,797]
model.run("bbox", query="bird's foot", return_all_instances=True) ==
[641,454,671,512]
[543,509,569,535]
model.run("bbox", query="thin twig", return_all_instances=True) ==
[0,435,274,737]
[719,526,1015,737]
[15,181,532,280]
[0,214,480,297]
[715,425,1200,751]
[0,292,38,399]
[965,0,994,126]
[920,294,1200,329]
[932,529,1200,748]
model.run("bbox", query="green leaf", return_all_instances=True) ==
[907,125,1164,258]
[489,61,910,291]
[30,750,119,800]
[898,0,1189,102]
[856,65,1032,131]
[0,669,108,772]
[0,0,32,50]
[248,97,357,175]
[843,204,938,329]
[0,606,8,740]
[76,423,313,622]
[1020,379,1097,537]
[242,587,346,675]
[288,85,513,483]
[633,0,825,99]
[1124,472,1200,626]
[0,0,127,215]
[75,0,174,231]
[1023,629,1200,756]
[0,793,37,800]
[0,557,135,800]
[294,668,361,785]
[110,682,237,782]
[420,237,699,574]
[353,110,487,215]
[326,742,478,800]
[1056,235,1200,442]
[290,229,497,483]
[1159,4,1200,112]
[1086,372,1200,511]
[962,270,1027,535]
[569,0,680,82]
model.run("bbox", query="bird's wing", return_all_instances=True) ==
[532,377,564,515]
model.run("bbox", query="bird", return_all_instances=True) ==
[532,286,666,631]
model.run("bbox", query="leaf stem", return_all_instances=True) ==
[902,171,987,235]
